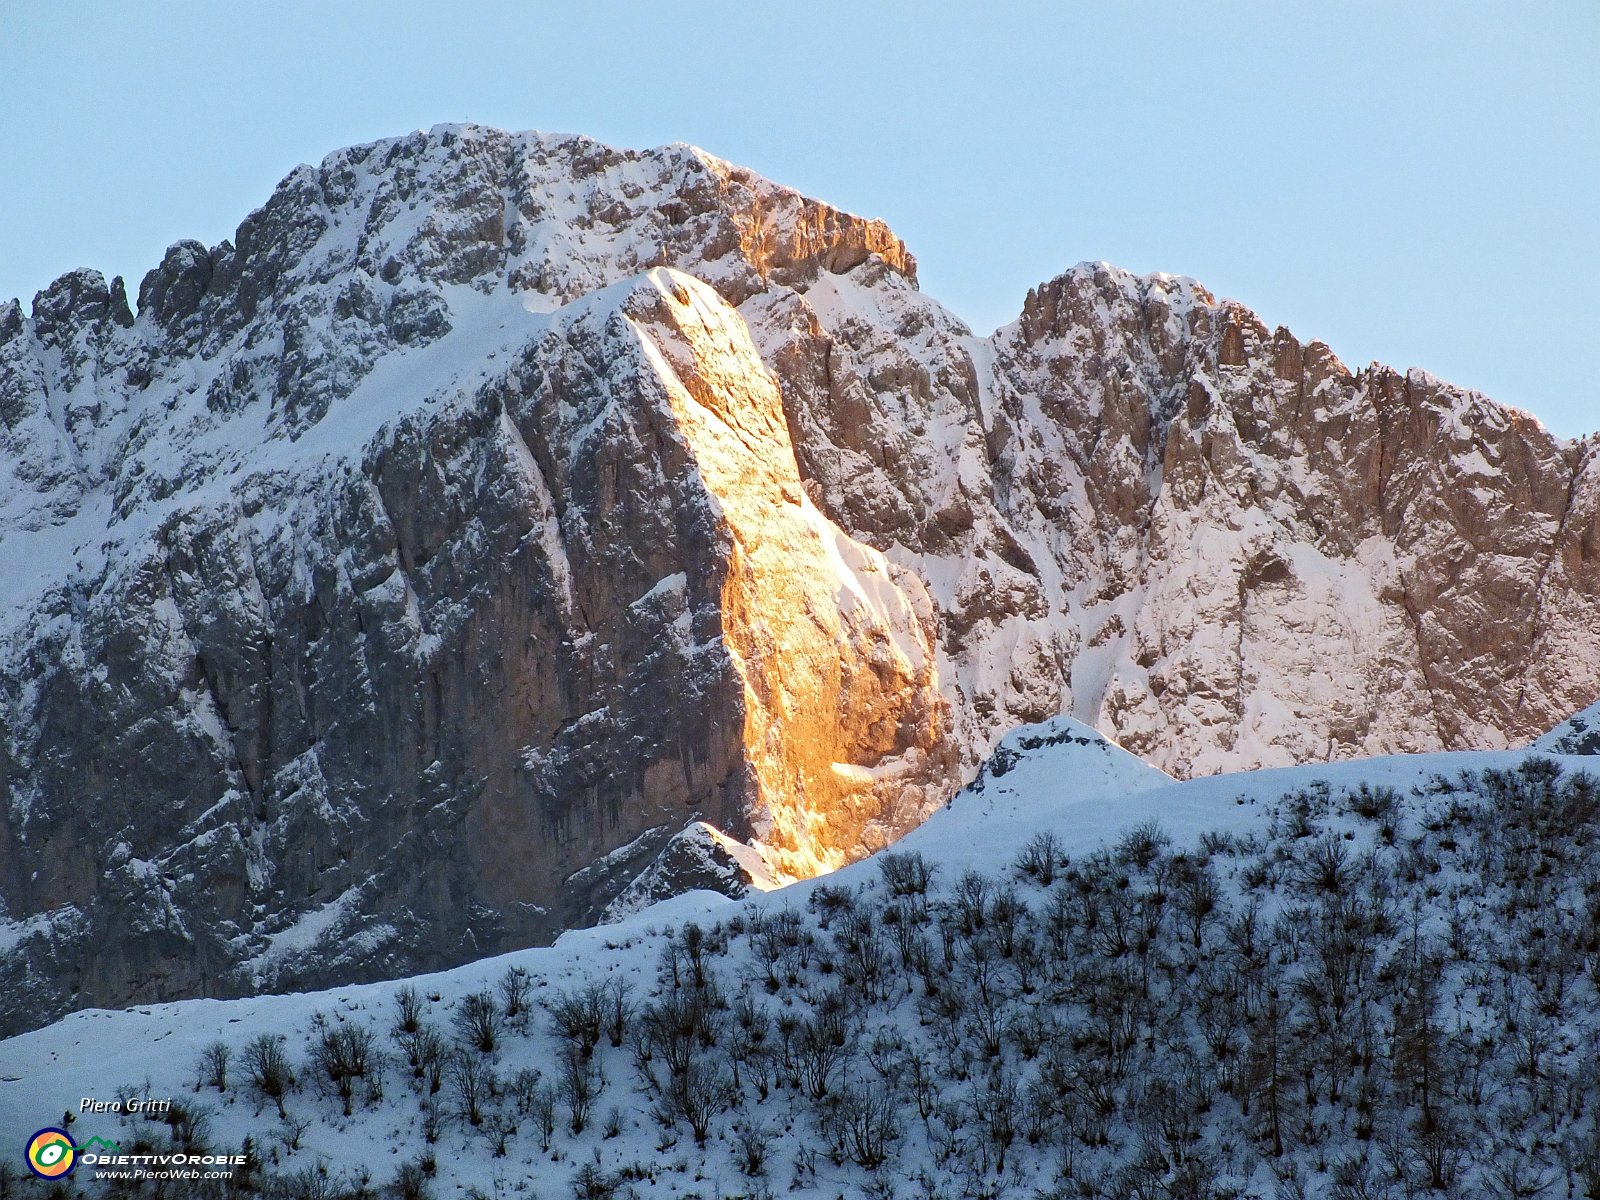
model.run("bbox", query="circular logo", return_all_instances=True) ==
[26,1128,77,1179]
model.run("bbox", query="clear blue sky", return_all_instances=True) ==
[3,2,1595,437]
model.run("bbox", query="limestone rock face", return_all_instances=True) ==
[1,125,1594,1033]
[982,271,1600,775]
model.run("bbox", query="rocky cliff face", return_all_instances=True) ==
[984,270,1600,774]
[2,125,1595,1033]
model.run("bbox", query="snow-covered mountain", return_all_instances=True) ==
[4,727,1597,1198]
[2,124,1597,1035]
[1535,698,1600,756]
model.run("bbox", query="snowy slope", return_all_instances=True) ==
[5,727,1596,1198]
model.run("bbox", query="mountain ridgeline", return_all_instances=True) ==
[1,125,1596,1033]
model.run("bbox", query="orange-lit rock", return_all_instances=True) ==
[623,272,952,879]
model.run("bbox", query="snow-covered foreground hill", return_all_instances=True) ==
[5,722,1598,1199]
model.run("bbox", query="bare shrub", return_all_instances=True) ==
[549,982,608,1059]
[197,1041,231,1092]
[879,851,936,897]
[394,985,424,1035]
[1015,831,1065,886]
[449,1051,489,1126]
[454,990,503,1054]
[242,1033,293,1119]
[498,967,532,1020]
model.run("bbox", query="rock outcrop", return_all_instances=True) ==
[1,125,1595,1033]
[1534,698,1600,756]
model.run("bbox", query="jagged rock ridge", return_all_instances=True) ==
[1,124,1595,1033]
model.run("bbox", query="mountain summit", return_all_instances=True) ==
[2,124,1596,1033]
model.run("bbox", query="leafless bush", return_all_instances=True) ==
[559,1045,598,1134]
[449,1051,489,1126]
[733,1119,773,1176]
[396,1021,446,1095]
[197,1040,231,1092]
[311,1018,376,1116]
[604,979,635,1047]
[879,850,936,897]
[527,1081,558,1151]
[243,1033,294,1119]
[498,967,532,1020]
[389,1158,434,1200]
[796,994,850,1099]
[657,1060,734,1146]
[549,981,608,1059]
[394,984,424,1035]
[825,1080,901,1170]
[951,871,991,933]
[1015,831,1064,885]
[1116,820,1169,870]
[454,990,503,1054]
